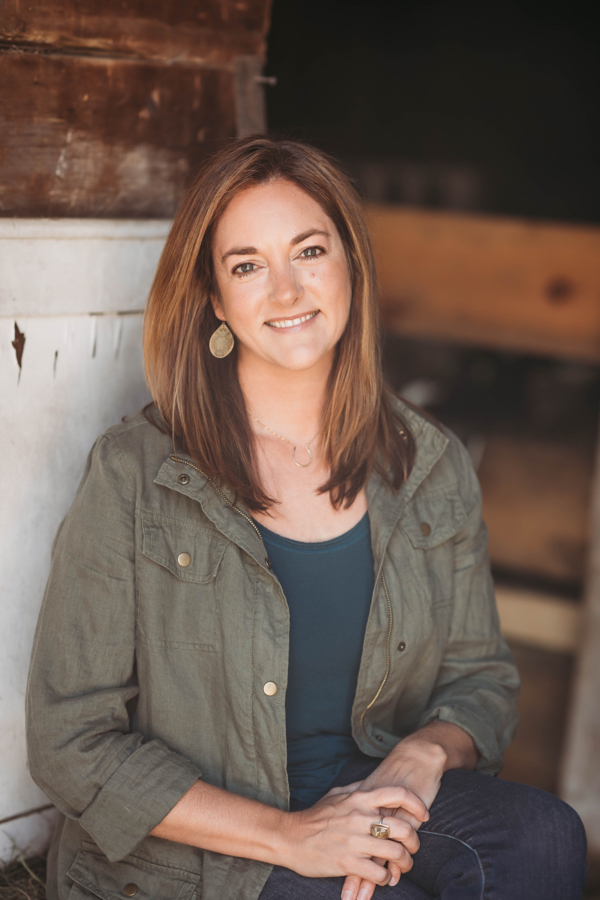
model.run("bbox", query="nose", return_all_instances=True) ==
[270,260,303,308]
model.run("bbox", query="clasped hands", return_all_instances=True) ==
[282,734,449,900]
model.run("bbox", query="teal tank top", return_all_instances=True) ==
[254,512,375,806]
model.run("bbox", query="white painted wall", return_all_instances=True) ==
[0,219,170,863]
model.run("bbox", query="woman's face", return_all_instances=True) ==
[211,179,352,373]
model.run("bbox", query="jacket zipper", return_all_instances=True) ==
[360,572,393,750]
[169,455,267,548]
[171,454,393,750]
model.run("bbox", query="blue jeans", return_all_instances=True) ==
[259,754,588,899]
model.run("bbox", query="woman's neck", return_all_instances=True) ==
[238,351,332,444]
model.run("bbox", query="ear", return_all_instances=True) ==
[209,294,226,322]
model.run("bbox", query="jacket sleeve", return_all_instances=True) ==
[25,433,202,862]
[418,433,520,775]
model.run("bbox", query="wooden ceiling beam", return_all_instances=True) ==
[368,205,600,363]
[0,0,272,64]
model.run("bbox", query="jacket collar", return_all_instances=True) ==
[154,400,449,574]
[366,402,449,574]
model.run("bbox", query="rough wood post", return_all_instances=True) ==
[560,415,600,853]
[234,55,268,137]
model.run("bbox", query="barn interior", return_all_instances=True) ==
[266,0,600,808]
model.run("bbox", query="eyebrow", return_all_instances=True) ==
[221,229,331,263]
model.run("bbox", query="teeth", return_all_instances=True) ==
[268,311,317,328]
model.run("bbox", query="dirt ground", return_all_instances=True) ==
[0,856,45,900]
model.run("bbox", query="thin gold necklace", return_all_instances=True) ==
[252,416,319,468]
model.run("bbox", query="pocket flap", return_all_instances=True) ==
[401,488,467,549]
[68,848,197,900]
[141,512,227,584]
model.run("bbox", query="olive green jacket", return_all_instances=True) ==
[26,401,519,900]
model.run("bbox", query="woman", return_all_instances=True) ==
[27,137,587,900]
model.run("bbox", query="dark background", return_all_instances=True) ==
[265,0,600,223]
[266,3,600,833]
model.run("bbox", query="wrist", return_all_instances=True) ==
[391,735,448,776]
[267,809,303,868]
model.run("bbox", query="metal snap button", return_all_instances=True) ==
[397,641,407,652]
[265,558,273,570]
[123,885,138,897]
[420,522,431,537]
[177,552,191,567]
[177,473,190,485]
[263,681,278,696]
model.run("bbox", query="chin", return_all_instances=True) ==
[270,344,333,371]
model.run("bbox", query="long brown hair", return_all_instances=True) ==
[143,136,415,512]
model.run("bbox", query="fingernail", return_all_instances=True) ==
[341,893,353,900]
[389,876,399,887]
[357,891,370,900]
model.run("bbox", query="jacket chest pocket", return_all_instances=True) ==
[400,487,467,608]
[138,511,228,651]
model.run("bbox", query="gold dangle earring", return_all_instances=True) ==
[209,321,234,358]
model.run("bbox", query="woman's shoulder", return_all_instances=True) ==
[90,404,174,479]
[390,393,481,516]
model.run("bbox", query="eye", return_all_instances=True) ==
[300,246,325,259]
[233,262,256,276]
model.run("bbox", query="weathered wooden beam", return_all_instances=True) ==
[560,423,600,854]
[0,51,237,217]
[0,0,272,64]
[495,586,581,654]
[367,206,600,363]
[478,435,593,585]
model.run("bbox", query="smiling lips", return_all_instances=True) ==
[265,310,319,329]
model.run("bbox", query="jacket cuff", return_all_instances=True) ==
[418,705,504,776]
[79,740,202,861]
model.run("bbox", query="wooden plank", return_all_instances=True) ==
[367,206,600,363]
[478,435,593,584]
[0,0,272,64]
[0,52,236,218]
[501,642,574,794]
[560,426,600,854]
[495,586,582,654]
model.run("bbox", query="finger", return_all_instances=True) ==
[365,786,429,822]
[364,836,414,870]
[385,817,421,855]
[374,856,401,884]
[355,858,399,898]
[387,860,402,887]
[341,873,361,900]
[363,814,420,856]
[393,807,423,831]
[356,879,377,900]
[354,860,393,887]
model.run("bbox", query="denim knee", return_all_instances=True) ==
[501,782,588,892]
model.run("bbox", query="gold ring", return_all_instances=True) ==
[370,816,390,839]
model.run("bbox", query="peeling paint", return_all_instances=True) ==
[11,322,25,371]
[113,319,123,360]
[90,317,97,358]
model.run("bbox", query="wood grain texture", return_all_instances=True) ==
[479,435,593,584]
[0,52,236,217]
[0,0,271,63]
[367,206,600,363]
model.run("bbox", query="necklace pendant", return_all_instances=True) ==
[292,444,313,468]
